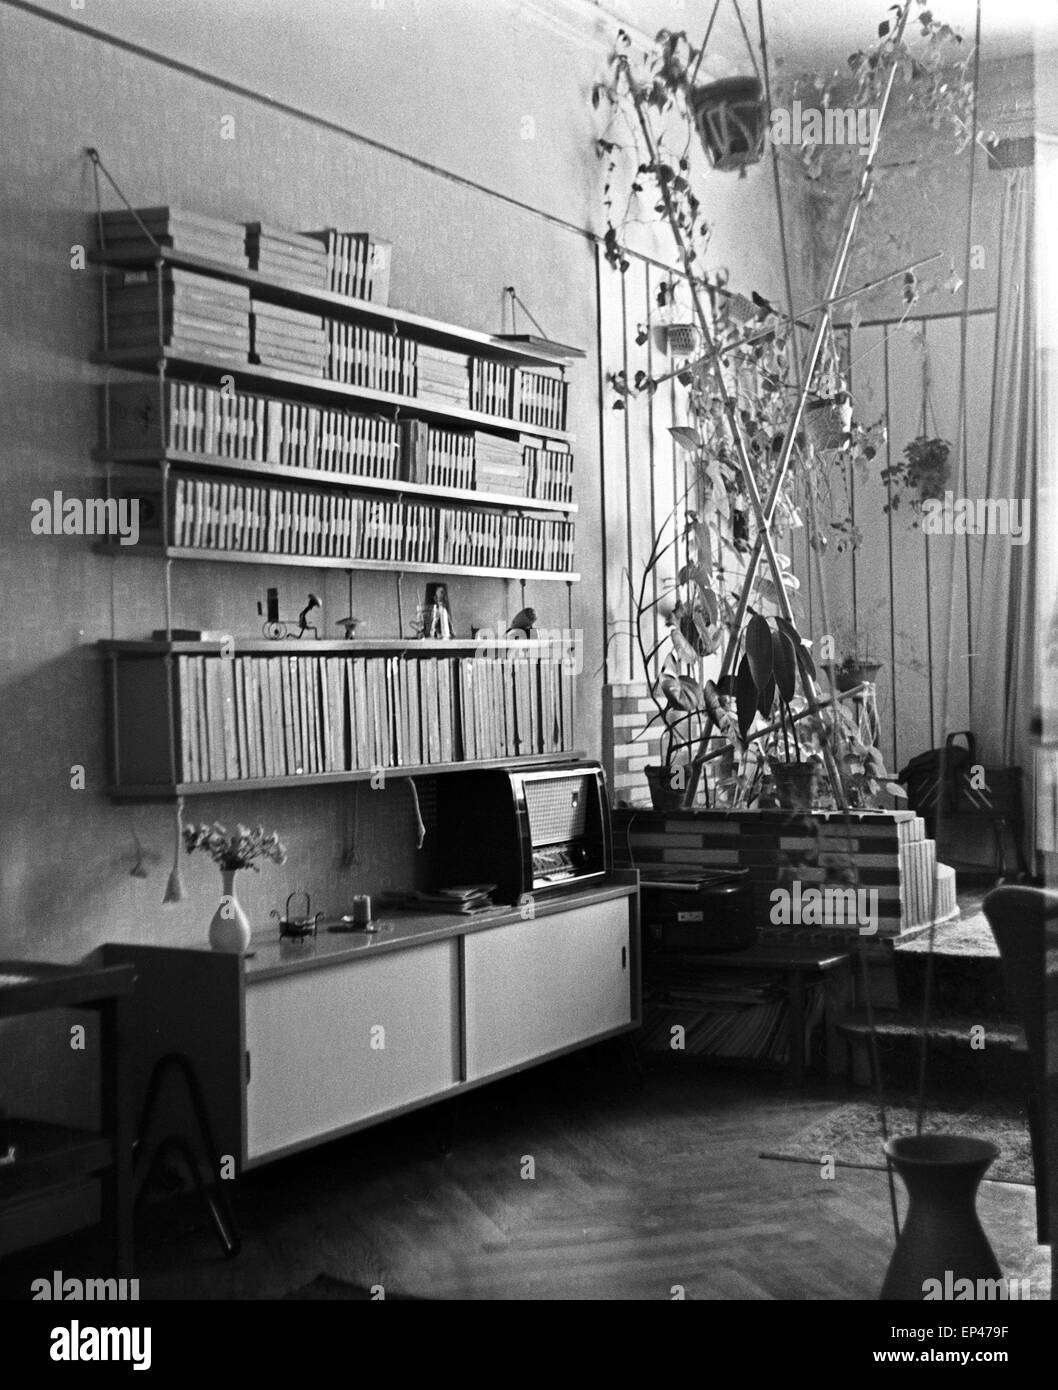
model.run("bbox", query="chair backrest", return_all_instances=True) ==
[982,885,1058,1245]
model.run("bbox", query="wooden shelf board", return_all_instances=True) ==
[94,542,579,582]
[99,638,572,655]
[90,246,582,366]
[106,751,588,800]
[94,449,576,514]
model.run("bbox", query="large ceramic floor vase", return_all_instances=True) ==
[880,1135,1002,1300]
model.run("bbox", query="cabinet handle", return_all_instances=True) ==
[621,946,627,970]
[245,1050,251,1083]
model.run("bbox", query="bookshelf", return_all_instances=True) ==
[93,207,584,800]
[103,638,582,799]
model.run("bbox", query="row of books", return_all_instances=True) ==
[98,208,391,305]
[309,228,392,302]
[326,322,415,394]
[168,478,576,570]
[104,268,250,360]
[103,383,400,478]
[104,382,572,500]
[172,651,574,782]
[436,510,575,572]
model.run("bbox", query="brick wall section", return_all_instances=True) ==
[603,681,662,808]
[615,807,948,940]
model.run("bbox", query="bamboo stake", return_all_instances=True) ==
[681,0,916,804]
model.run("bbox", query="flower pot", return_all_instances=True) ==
[768,762,821,811]
[880,1135,1002,1301]
[644,764,685,811]
[689,76,766,172]
[835,661,884,692]
[209,869,252,954]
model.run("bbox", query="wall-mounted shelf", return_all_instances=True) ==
[94,450,577,515]
[91,347,575,445]
[89,246,581,368]
[94,542,580,583]
[106,751,587,801]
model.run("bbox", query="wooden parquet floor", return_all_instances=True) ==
[5,1048,1049,1301]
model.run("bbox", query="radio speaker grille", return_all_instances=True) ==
[524,775,589,846]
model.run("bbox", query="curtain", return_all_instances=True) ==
[970,168,1036,773]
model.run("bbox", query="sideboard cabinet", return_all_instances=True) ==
[103,874,639,1172]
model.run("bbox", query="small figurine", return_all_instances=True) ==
[507,606,537,639]
[336,615,362,640]
[422,582,453,639]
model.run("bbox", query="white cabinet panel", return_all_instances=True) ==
[463,899,631,1080]
[245,941,459,1161]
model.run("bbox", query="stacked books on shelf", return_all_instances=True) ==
[102,267,250,363]
[515,368,568,431]
[244,222,329,287]
[169,649,573,782]
[401,421,474,489]
[102,382,400,477]
[470,359,512,417]
[524,440,574,504]
[98,206,248,269]
[250,298,326,374]
[639,976,825,1064]
[472,432,527,497]
[167,478,576,570]
[414,345,471,408]
[326,322,414,394]
[303,230,392,302]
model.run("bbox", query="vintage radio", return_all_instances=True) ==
[436,762,612,904]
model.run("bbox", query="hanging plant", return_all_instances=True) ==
[689,74,766,173]
[881,434,952,513]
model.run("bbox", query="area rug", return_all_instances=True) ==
[284,1273,428,1300]
[760,1095,1034,1185]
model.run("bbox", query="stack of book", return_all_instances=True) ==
[170,650,573,784]
[524,439,574,504]
[401,421,474,489]
[514,368,568,431]
[250,299,326,375]
[302,230,392,302]
[393,886,499,916]
[472,432,527,497]
[103,267,250,363]
[98,206,247,268]
[326,323,414,394]
[244,222,329,288]
[470,359,512,417]
[263,404,399,477]
[414,345,470,408]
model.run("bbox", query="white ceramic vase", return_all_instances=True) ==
[209,869,252,954]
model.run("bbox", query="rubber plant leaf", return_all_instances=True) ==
[771,627,798,704]
[691,517,713,574]
[669,426,702,452]
[669,626,698,663]
[745,613,774,692]
[756,674,776,720]
[886,783,908,799]
[735,653,758,740]
[777,616,816,679]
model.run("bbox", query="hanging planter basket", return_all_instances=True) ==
[802,397,852,452]
[689,76,766,172]
[654,321,700,357]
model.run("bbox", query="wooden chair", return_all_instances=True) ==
[982,885,1058,1243]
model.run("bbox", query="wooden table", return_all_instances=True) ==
[0,960,137,1275]
[644,944,853,1085]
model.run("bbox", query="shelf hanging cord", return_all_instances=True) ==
[84,149,162,251]
[504,287,549,341]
